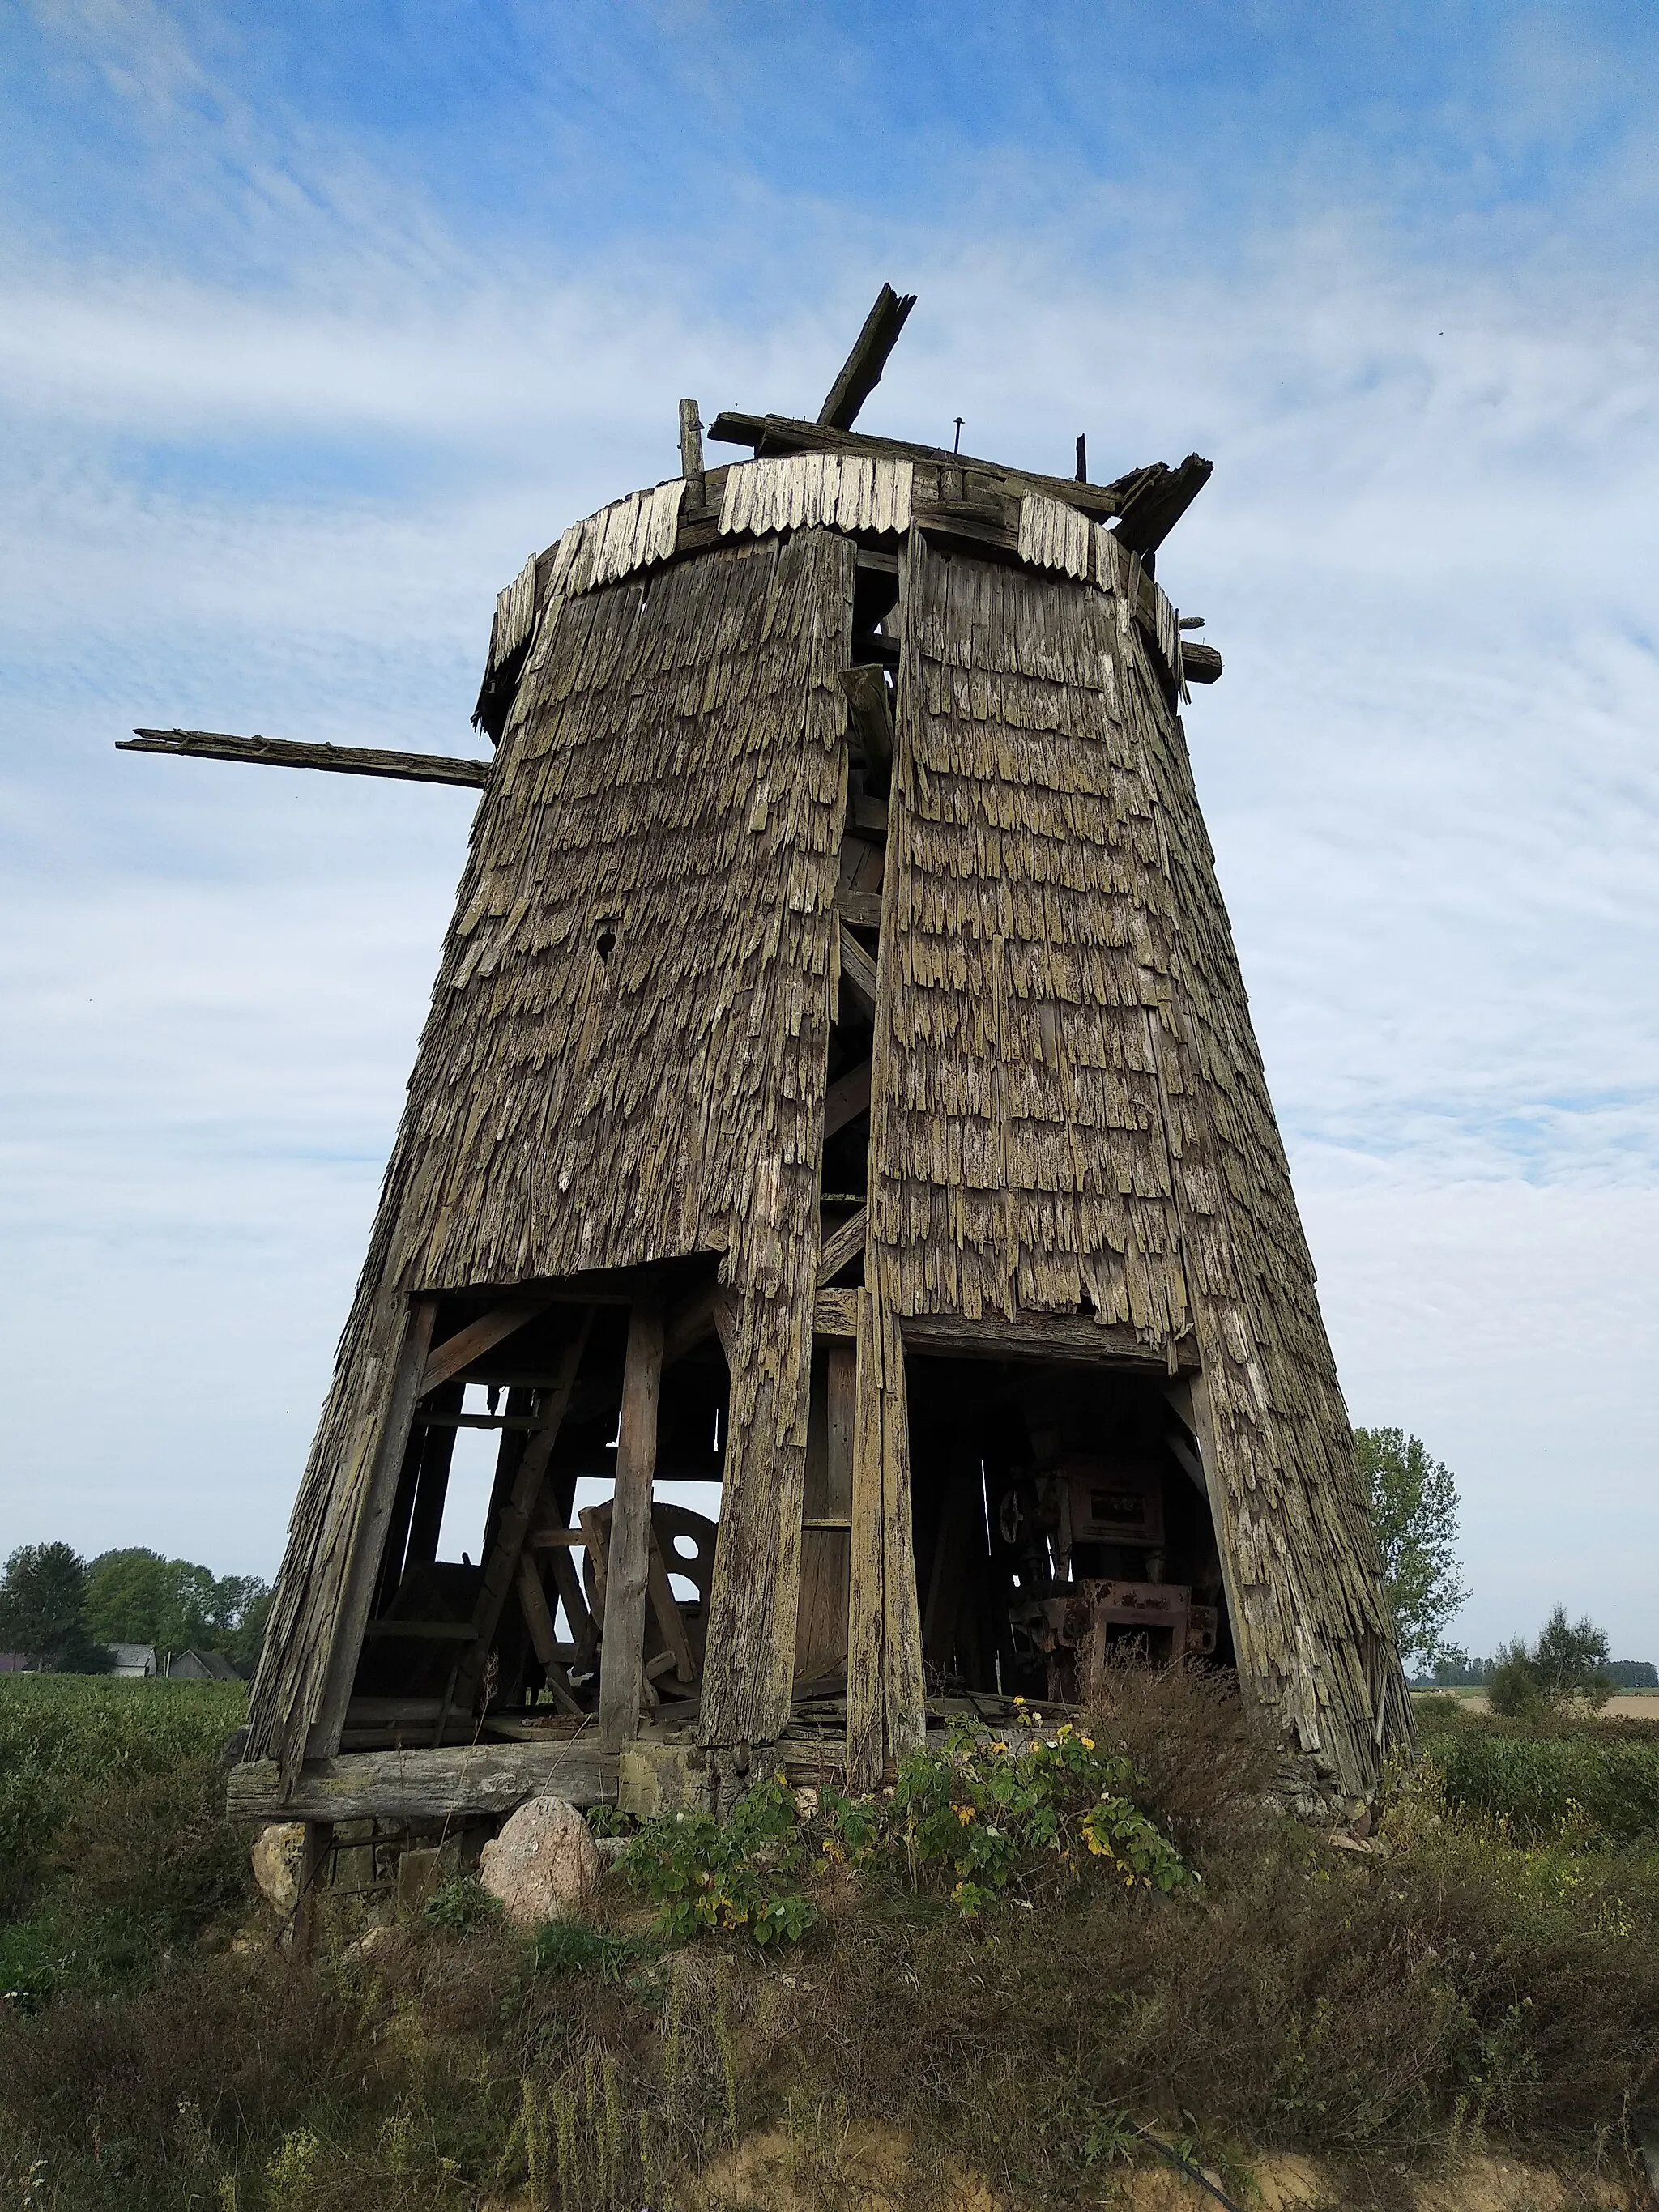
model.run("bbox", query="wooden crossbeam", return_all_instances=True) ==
[824,1059,872,1140]
[420,1292,557,1397]
[839,928,879,1022]
[817,1204,868,1288]
[817,283,918,432]
[121,729,491,789]
[706,411,1155,522]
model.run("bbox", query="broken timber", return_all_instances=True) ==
[139,279,1413,1836]
[121,729,491,788]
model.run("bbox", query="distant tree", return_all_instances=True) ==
[1488,1607,1612,1719]
[229,1583,274,1677]
[84,1550,269,1664]
[1355,1427,1470,1672]
[1608,1660,1658,1690]
[0,1544,112,1672]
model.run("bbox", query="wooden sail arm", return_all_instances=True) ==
[119,729,491,789]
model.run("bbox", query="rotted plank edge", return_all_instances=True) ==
[228,1742,616,1822]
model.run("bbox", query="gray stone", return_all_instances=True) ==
[251,1822,306,1916]
[477,1796,602,1925]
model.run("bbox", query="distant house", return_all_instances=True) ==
[106,1643,158,1677]
[163,1648,241,1681]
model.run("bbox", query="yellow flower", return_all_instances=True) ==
[1080,1734,1096,1750]
[953,1804,976,1823]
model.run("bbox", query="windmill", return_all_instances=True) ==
[126,287,1409,1841]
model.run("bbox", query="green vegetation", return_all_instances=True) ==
[1356,1425,1469,1670]
[1486,1605,1614,1718]
[1,1667,1655,2209]
[0,1541,271,1677]
[0,1544,111,1673]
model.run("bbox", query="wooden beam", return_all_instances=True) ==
[818,283,917,432]
[838,665,894,781]
[824,1059,873,1140]
[646,1531,698,1686]
[121,729,490,789]
[817,1204,868,1288]
[450,1313,591,1715]
[308,1297,440,1761]
[1113,453,1213,556]
[838,928,880,1023]
[515,1558,583,1715]
[419,1292,557,1396]
[878,1298,926,1762]
[834,889,883,931]
[706,411,1154,522]
[814,1287,860,1342]
[599,1287,665,1751]
[846,1289,885,1792]
[898,1311,1199,1370]
[1180,642,1223,685]
[228,1742,616,1822]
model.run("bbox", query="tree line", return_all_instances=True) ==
[0,1543,271,1677]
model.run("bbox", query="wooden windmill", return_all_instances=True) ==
[126,287,1411,1839]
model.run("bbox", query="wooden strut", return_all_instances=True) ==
[120,729,491,788]
[448,1311,592,1722]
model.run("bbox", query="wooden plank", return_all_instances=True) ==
[419,1291,557,1396]
[122,729,491,789]
[839,929,880,1023]
[850,793,889,839]
[834,888,884,931]
[879,1299,926,1762]
[1113,454,1213,556]
[898,1312,1199,1370]
[578,1505,610,1626]
[846,1289,885,1792]
[228,1743,616,1822]
[817,1204,868,1287]
[599,1287,665,1751]
[308,1297,440,1761]
[515,1558,583,1715]
[450,1311,591,1715]
[817,283,917,431]
[1180,642,1223,685]
[824,1057,873,1137]
[544,1535,597,1664]
[838,666,894,782]
[706,411,1154,523]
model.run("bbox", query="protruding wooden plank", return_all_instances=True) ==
[1180,642,1223,685]
[599,1287,666,1751]
[228,1744,616,1822]
[846,1289,885,1792]
[817,1204,868,1288]
[817,283,917,432]
[420,1291,557,1396]
[1113,453,1213,556]
[678,398,704,479]
[122,730,490,789]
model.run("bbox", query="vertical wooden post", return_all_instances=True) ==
[599,1285,665,1752]
[846,1289,885,1791]
[878,1300,926,1762]
[679,398,704,484]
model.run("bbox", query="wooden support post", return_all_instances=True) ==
[401,1382,463,1571]
[878,1297,925,1762]
[309,1296,440,1759]
[598,1286,665,1751]
[292,1820,331,1954]
[515,1558,583,1715]
[846,1290,885,1791]
[451,1313,591,1716]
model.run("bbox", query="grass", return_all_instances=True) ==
[0,1669,1654,2209]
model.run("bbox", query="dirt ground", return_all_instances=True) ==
[1419,1690,1659,1719]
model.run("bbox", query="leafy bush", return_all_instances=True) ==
[621,1718,1191,1942]
[422,1876,502,1933]
[1427,1723,1659,1844]
[1489,1607,1614,1719]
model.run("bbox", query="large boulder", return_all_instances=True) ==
[251,1822,307,1916]
[477,1796,602,1926]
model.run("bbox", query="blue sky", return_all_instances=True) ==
[2,1,1657,1660]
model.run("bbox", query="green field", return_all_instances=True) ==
[1,1671,1654,2210]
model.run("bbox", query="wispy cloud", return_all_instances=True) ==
[2,2,1656,1653]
